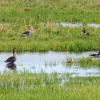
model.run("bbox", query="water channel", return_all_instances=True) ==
[0,51,100,77]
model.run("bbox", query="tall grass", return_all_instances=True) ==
[0,72,100,100]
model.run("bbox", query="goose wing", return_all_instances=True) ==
[90,54,97,56]
[5,56,16,63]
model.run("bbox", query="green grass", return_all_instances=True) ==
[66,57,100,67]
[0,72,100,100]
[0,0,100,23]
[0,1,100,99]
[0,0,100,52]
[78,57,100,67]
[0,26,100,52]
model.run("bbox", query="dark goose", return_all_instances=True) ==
[5,48,16,63]
[23,25,33,36]
[90,50,100,58]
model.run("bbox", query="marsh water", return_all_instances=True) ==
[0,51,100,77]
[59,22,100,28]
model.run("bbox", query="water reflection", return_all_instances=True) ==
[6,63,16,70]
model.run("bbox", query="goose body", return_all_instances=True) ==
[5,56,16,63]
[23,25,33,36]
[90,51,100,58]
[23,31,30,36]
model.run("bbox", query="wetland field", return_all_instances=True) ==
[0,0,100,100]
[0,0,100,52]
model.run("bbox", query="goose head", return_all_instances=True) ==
[12,48,16,57]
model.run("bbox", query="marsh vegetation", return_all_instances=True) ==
[0,0,100,99]
[0,0,100,52]
[66,57,100,67]
[0,72,100,100]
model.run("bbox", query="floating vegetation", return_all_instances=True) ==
[66,57,100,67]
[78,57,100,67]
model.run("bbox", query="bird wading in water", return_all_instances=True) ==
[5,48,16,63]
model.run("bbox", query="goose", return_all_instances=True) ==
[82,27,89,37]
[90,50,100,58]
[23,25,33,36]
[5,48,16,63]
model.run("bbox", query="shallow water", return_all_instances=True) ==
[0,51,100,77]
[59,22,100,28]
[59,22,82,27]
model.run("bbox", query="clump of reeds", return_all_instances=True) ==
[66,57,100,67]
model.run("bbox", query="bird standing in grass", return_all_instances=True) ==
[22,25,34,37]
[5,48,16,63]
[82,27,89,37]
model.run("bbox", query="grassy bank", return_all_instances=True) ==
[0,0,100,52]
[0,26,100,52]
[0,72,100,100]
